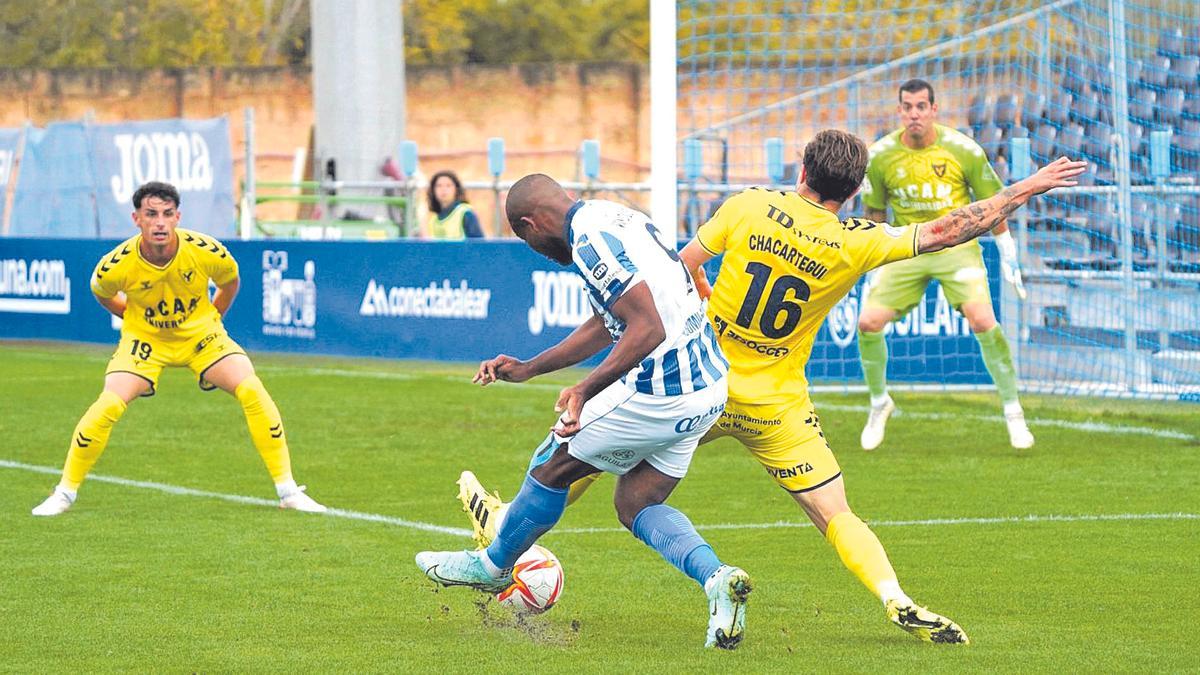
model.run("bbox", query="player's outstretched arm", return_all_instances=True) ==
[553,282,665,436]
[917,157,1086,254]
[473,314,612,386]
[212,277,240,316]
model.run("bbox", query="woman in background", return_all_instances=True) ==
[424,170,484,239]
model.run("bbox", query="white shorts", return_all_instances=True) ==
[529,378,728,479]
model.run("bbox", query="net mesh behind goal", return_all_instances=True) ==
[677,0,1200,399]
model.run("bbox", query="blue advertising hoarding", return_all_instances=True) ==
[0,237,1001,385]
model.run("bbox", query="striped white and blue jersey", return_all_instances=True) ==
[564,200,729,397]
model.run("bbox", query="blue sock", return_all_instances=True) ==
[484,473,568,569]
[631,503,723,587]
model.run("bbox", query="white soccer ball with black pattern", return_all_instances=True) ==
[494,544,564,613]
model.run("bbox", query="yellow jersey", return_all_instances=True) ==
[91,228,238,338]
[697,188,919,404]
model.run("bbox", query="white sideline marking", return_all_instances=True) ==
[4,347,1195,441]
[814,402,1196,441]
[552,511,1200,535]
[2,460,470,537]
[5,460,1195,539]
[262,366,1199,442]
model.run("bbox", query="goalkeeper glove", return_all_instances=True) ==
[995,230,1027,300]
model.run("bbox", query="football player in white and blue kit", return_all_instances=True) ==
[415,173,752,649]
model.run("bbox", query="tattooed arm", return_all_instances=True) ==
[917,157,1087,254]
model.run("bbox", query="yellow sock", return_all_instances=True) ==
[566,473,602,506]
[61,391,128,490]
[825,511,899,601]
[234,375,293,485]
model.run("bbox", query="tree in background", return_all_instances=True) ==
[0,0,647,69]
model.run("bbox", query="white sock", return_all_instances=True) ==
[1003,401,1024,417]
[478,549,505,578]
[870,393,893,408]
[275,479,300,499]
[877,580,913,606]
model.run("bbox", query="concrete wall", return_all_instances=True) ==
[0,63,649,190]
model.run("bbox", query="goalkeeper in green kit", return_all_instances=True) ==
[857,79,1034,450]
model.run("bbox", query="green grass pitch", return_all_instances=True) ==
[1,341,1197,672]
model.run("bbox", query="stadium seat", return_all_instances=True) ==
[1125,58,1144,88]
[1158,88,1186,126]
[1071,92,1101,126]
[1130,199,1158,260]
[1183,93,1200,120]
[1158,27,1186,59]
[1045,91,1073,126]
[978,124,1004,163]
[1128,88,1157,125]
[1032,123,1058,165]
[1174,119,1200,173]
[994,93,1018,129]
[1168,55,1199,90]
[1127,123,1146,157]
[1188,27,1200,57]
[992,154,1009,184]
[1020,93,1046,131]
[967,94,993,132]
[1056,123,1086,159]
[1142,55,1171,88]
[1062,55,1091,95]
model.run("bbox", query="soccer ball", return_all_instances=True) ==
[495,544,564,614]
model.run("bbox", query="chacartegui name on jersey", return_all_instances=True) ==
[747,235,830,280]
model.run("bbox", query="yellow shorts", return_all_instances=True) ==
[701,397,842,493]
[105,329,245,396]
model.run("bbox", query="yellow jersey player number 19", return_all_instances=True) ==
[31,181,326,517]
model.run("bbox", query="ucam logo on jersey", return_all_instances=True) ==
[262,251,316,339]
[0,258,70,314]
[528,270,591,335]
[109,132,215,205]
[359,279,491,319]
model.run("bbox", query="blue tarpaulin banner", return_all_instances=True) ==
[10,122,95,237]
[0,127,21,229]
[9,117,234,238]
[0,237,1000,385]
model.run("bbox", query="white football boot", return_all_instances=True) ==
[1005,410,1035,449]
[704,565,752,649]
[860,395,896,451]
[32,486,76,517]
[415,549,513,594]
[279,485,327,513]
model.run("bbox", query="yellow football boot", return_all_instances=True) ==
[456,470,507,549]
[885,600,970,644]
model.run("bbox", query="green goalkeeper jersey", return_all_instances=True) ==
[862,124,1003,252]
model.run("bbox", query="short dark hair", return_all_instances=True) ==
[132,181,180,209]
[898,78,935,104]
[427,170,467,213]
[802,130,869,203]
